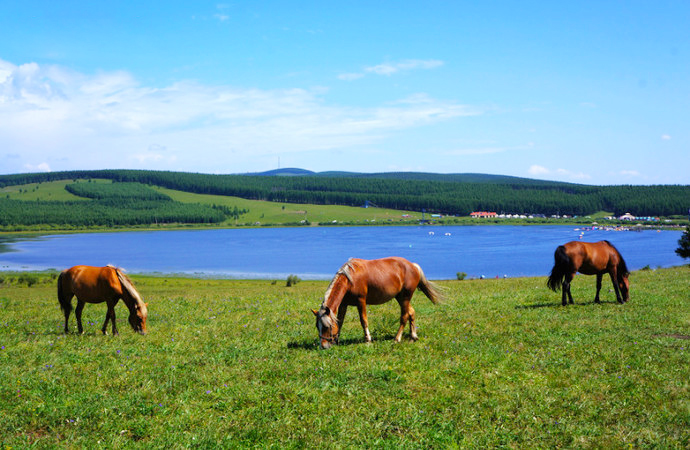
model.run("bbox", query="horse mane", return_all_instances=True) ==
[603,240,630,277]
[110,265,145,306]
[322,258,356,304]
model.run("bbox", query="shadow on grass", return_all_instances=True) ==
[287,334,400,350]
[515,299,620,309]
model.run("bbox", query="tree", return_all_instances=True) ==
[676,226,690,259]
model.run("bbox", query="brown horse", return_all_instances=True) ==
[312,257,443,349]
[58,265,148,335]
[547,240,630,306]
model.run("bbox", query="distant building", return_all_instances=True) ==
[470,211,497,218]
[617,213,659,222]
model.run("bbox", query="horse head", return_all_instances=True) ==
[128,302,148,335]
[312,306,338,349]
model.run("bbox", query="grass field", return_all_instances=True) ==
[1,266,688,447]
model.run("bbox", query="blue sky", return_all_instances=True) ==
[0,1,687,184]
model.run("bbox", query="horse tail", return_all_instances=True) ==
[112,266,144,305]
[414,263,444,304]
[604,240,630,278]
[57,271,71,314]
[547,245,571,292]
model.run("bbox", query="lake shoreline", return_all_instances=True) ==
[0,225,684,280]
[1,219,685,238]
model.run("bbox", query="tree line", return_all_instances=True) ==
[1,169,688,217]
[0,181,228,228]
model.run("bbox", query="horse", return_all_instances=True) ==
[547,240,630,306]
[312,257,443,349]
[58,265,148,335]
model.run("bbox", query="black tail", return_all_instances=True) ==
[547,245,571,292]
[57,271,71,314]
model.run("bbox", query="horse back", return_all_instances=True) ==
[349,257,419,304]
[564,241,619,275]
[61,265,123,303]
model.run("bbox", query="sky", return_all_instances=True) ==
[0,1,688,185]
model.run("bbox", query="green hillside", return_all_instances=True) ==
[1,169,688,231]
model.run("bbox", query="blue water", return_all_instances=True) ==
[0,226,684,279]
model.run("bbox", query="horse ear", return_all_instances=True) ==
[311,309,319,316]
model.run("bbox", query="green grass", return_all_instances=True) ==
[1,266,688,447]
[155,186,422,226]
[0,180,88,202]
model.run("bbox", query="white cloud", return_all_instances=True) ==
[528,165,591,181]
[661,134,671,140]
[366,60,443,75]
[337,73,364,81]
[339,59,444,81]
[556,168,591,180]
[620,170,641,177]
[23,162,51,172]
[0,58,476,173]
[447,142,531,156]
[528,165,550,175]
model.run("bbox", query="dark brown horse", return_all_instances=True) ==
[547,240,630,306]
[312,257,443,349]
[58,265,148,335]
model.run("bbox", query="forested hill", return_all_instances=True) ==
[1,169,688,217]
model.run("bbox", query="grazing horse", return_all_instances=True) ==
[312,257,443,349]
[58,265,148,335]
[547,240,630,306]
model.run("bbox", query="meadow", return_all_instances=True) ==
[0,266,688,448]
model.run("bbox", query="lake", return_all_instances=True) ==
[0,226,684,280]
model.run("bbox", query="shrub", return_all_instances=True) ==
[17,274,39,287]
[456,272,467,281]
[676,226,690,259]
[286,275,301,287]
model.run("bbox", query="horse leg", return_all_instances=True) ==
[566,273,575,305]
[110,301,119,336]
[75,300,86,334]
[356,300,372,342]
[395,297,417,342]
[61,293,74,334]
[101,307,111,335]
[408,305,418,341]
[562,275,569,306]
[594,274,603,303]
[102,301,119,335]
[609,270,624,304]
[335,304,348,344]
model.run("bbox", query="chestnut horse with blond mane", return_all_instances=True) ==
[58,265,148,335]
[547,240,630,306]
[312,257,443,349]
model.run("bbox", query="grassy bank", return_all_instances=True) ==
[1,267,688,447]
[5,179,683,233]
